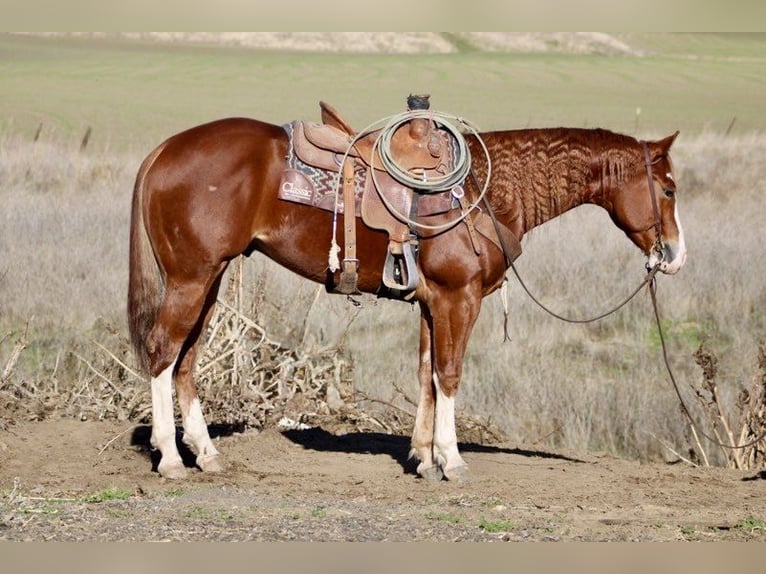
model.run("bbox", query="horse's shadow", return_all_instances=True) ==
[742,470,766,482]
[130,423,245,473]
[131,425,766,481]
[130,423,584,475]
[281,426,585,475]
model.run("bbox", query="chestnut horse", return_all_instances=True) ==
[127,116,686,480]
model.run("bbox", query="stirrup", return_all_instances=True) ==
[382,242,418,291]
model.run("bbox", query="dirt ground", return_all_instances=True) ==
[1,418,765,542]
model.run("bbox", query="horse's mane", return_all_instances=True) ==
[474,127,643,226]
[588,128,644,187]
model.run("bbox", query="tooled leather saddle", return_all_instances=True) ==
[278,95,519,298]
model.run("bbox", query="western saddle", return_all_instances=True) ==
[278,95,520,298]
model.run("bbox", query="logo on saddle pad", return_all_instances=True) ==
[280,174,315,201]
[279,168,360,214]
[278,122,369,216]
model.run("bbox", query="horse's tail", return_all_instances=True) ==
[127,143,167,373]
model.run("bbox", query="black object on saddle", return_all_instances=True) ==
[407,94,431,111]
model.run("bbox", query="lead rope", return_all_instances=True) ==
[482,138,765,453]
[509,261,659,324]
[649,277,766,452]
[643,142,764,451]
[475,169,656,339]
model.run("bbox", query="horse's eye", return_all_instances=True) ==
[663,188,675,199]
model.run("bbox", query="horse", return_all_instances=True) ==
[127,111,686,481]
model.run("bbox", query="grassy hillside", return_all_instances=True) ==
[1,33,764,152]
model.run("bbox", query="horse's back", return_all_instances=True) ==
[156,116,285,162]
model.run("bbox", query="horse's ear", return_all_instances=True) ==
[650,130,680,160]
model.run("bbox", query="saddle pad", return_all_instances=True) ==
[278,122,365,216]
[278,121,455,218]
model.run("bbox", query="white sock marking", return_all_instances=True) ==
[433,375,465,471]
[183,398,219,458]
[150,359,182,466]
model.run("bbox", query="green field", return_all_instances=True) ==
[1,33,765,465]
[1,33,765,152]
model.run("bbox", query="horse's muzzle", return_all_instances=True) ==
[648,239,686,275]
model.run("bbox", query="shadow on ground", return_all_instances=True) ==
[281,426,586,475]
[129,423,245,473]
[128,423,587,475]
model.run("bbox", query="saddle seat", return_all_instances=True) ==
[303,101,445,173]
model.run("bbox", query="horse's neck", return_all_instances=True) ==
[478,129,628,234]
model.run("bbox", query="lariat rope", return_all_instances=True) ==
[370,111,491,232]
[329,110,490,271]
[376,110,473,192]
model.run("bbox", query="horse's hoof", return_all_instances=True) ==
[158,460,189,480]
[197,453,224,473]
[444,465,471,484]
[417,463,444,482]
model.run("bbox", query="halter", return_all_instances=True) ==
[641,141,664,264]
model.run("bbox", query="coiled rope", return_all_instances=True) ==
[329,109,491,270]
[372,110,491,233]
[376,110,472,192]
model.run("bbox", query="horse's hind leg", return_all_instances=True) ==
[174,271,227,473]
[147,266,225,479]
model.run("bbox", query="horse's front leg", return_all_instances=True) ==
[410,308,443,481]
[420,286,482,483]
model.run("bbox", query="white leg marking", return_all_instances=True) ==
[433,374,465,474]
[182,398,222,471]
[411,348,439,477]
[150,359,187,478]
[182,398,217,455]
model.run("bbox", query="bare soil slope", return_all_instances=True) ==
[1,419,764,541]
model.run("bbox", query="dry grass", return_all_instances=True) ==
[676,343,766,470]
[1,124,764,464]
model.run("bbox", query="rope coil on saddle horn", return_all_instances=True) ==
[327,105,492,271]
[375,112,471,192]
[370,111,492,232]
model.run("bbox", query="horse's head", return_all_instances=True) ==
[608,131,686,275]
